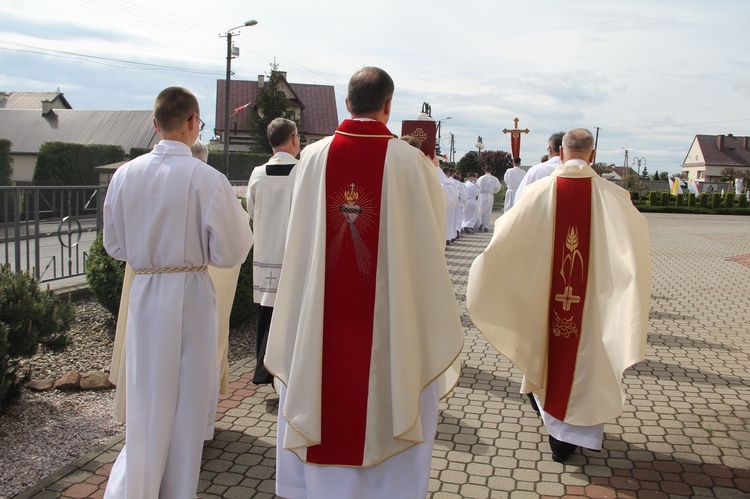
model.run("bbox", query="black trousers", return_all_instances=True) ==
[253,304,274,385]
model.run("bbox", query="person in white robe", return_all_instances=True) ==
[437,165,459,245]
[462,172,480,232]
[515,131,564,202]
[467,128,651,463]
[265,67,463,499]
[454,171,468,238]
[109,141,245,441]
[503,157,526,212]
[475,165,501,232]
[102,87,253,499]
[246,117,299,385]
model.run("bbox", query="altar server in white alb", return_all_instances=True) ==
[103,86,253,498]
[462,172,480,233]
[515,131,564,202]
[266,67,463,499]
[503,156,526,211]
[476,164,501,231]
[246,117,299,385]
[467,128,651,463]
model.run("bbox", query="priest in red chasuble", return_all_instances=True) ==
[265,67,463,498]
[467,128,651,463]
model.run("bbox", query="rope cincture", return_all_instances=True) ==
[133,265,208,275]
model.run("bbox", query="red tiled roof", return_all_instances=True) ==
[694,134,750,167]
[215,79,338,136]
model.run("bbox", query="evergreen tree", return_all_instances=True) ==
[652,170,660,181]
[0,139,13,186]
[640,166,649,180]
[248,63,293,154]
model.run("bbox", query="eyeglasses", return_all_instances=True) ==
[188,114,205,131]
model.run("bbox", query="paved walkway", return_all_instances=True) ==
[15,212,750,498]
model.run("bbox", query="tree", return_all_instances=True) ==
[640,166,649,180]
[660,171,669,181]
[456,151,481,177]
[591,162,614,176]
[248,63,292,154]
[652,170,660,181]
[480,150,513,179]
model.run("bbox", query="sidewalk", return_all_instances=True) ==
[15,212,750,498]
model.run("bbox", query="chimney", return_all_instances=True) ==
[41,100,54,116]
[258,75,264,88]
[278,71,287,81]
[717,135,724,152]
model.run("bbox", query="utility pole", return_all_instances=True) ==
[449,133,455,163]
[592,126,600,166]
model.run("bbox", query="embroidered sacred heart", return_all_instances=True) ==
[340,203,362,223]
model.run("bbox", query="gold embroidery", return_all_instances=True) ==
[554,226,584,311]
[410,128,427,144]
[551,310,579,338]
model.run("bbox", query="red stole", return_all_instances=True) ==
[544,177,592,420]
[307,120,393,465]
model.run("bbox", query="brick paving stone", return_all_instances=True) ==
[13,213,750,499]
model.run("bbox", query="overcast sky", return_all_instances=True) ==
[2,0,749,175]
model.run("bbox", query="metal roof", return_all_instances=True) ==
[0,109,159,154]
[0,91,73,110]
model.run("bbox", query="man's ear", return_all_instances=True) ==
[589,150,596,164]
[345,97,351,113]
[559,146,565,163]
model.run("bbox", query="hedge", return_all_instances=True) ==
[0,139,13,186]
[34,142,125,185]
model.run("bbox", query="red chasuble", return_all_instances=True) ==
[544,177,592,420]
[306,120,393,465]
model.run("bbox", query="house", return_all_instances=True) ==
[681,134,750,185]
[214,72,338,152]
[611,166,637,179]
[0,91,73,111]
[0,106,159,182]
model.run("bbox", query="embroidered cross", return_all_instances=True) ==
[555,285,580,311]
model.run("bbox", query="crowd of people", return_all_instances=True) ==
[101,67,651,498]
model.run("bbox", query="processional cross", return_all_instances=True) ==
[502,117,530,159]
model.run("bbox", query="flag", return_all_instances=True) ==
[688,179,700,195]
[231,100,253,117]
[670,177,683,195]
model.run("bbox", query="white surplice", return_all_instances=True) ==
[467,160,651,449]
[475,172,501,229]
[246,151,298,307]
[435,167,458,240]
[103,140,253,499]
[462,180,480,229]
[265,126,463,497]
[503,166,526,212]
[515,155,561,202]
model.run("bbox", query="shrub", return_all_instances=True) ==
[724,192,735,208]
[86,231,127,317]
[129,147,152,160]
[207,152,268,181]
[688,193,696,207]
[86,197,255,327]
[629,190,640,201]
[711,192,722,209]
[34,142,125,185]
[675,193,684,206]
[659,191,670,207]
[648,191,659,206]
[0,265,74,406]
[739,194,748,208]
[699,193,709,208]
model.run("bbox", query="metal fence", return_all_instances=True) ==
[0,185,103,282]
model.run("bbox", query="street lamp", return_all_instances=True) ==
[222,19,258,177]
[476,136,484,163]
[632,156,646,180]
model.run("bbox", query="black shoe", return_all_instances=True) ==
[527,393,540,415]
[548,435,578,463]
[483,227,489,232]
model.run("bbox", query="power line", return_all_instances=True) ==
[0,40,222,75]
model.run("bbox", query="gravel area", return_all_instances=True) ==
[0,298,257,498]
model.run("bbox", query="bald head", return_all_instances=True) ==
[560,128,596,164]
[346,67,394,122]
